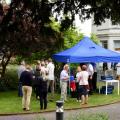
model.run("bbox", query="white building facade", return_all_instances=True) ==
[92,19,120,52]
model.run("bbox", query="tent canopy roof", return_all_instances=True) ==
[53,37,120,63]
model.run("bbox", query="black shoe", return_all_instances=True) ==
[23,108,26,111]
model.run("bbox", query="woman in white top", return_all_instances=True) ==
[78,65,89,105]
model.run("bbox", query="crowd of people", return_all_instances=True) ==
[17,59,120,111]
[60,63,95,105]
[17,58,55,111]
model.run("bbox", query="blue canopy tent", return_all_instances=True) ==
[53,37,120,95]
[53,37,120,63]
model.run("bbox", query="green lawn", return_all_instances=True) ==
[0,90,120,114]
[1,64,120,114]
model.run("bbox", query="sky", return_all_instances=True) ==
[75,15,92,37]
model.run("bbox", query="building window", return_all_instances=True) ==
[114,40,120,51]
[101,40,108,49]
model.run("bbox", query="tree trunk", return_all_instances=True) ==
[1,64,6,78]
[0,53,12,78]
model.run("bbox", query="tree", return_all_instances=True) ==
[0,0,120,78]
[0,0,63,77]
[63,28,84,50]
[52,0,120,27]
[90,33,100,44]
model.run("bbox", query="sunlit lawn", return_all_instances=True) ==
[0,89,120,114]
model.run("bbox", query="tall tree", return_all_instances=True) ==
[0,0,120,77]
[0,0,63,77]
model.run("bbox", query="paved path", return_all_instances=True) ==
[0,102,120,120]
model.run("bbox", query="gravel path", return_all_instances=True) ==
[0,102,120,120]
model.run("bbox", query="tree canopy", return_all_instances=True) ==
[0,0,120,56]
[0,0,119,77]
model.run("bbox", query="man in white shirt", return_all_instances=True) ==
[87,63,94,94]
[47,58,55,95]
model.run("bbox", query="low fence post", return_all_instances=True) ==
[56,100,64,120]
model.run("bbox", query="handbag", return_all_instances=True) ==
[84,85,90,91]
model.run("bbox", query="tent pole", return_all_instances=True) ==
[68,63,71,96]
[67,59,71,97]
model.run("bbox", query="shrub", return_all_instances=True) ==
[4,69,18,90]
[0,64,18,91]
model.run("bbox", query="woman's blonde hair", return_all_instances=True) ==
[26,64,31,70]
[77,66,81,72]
